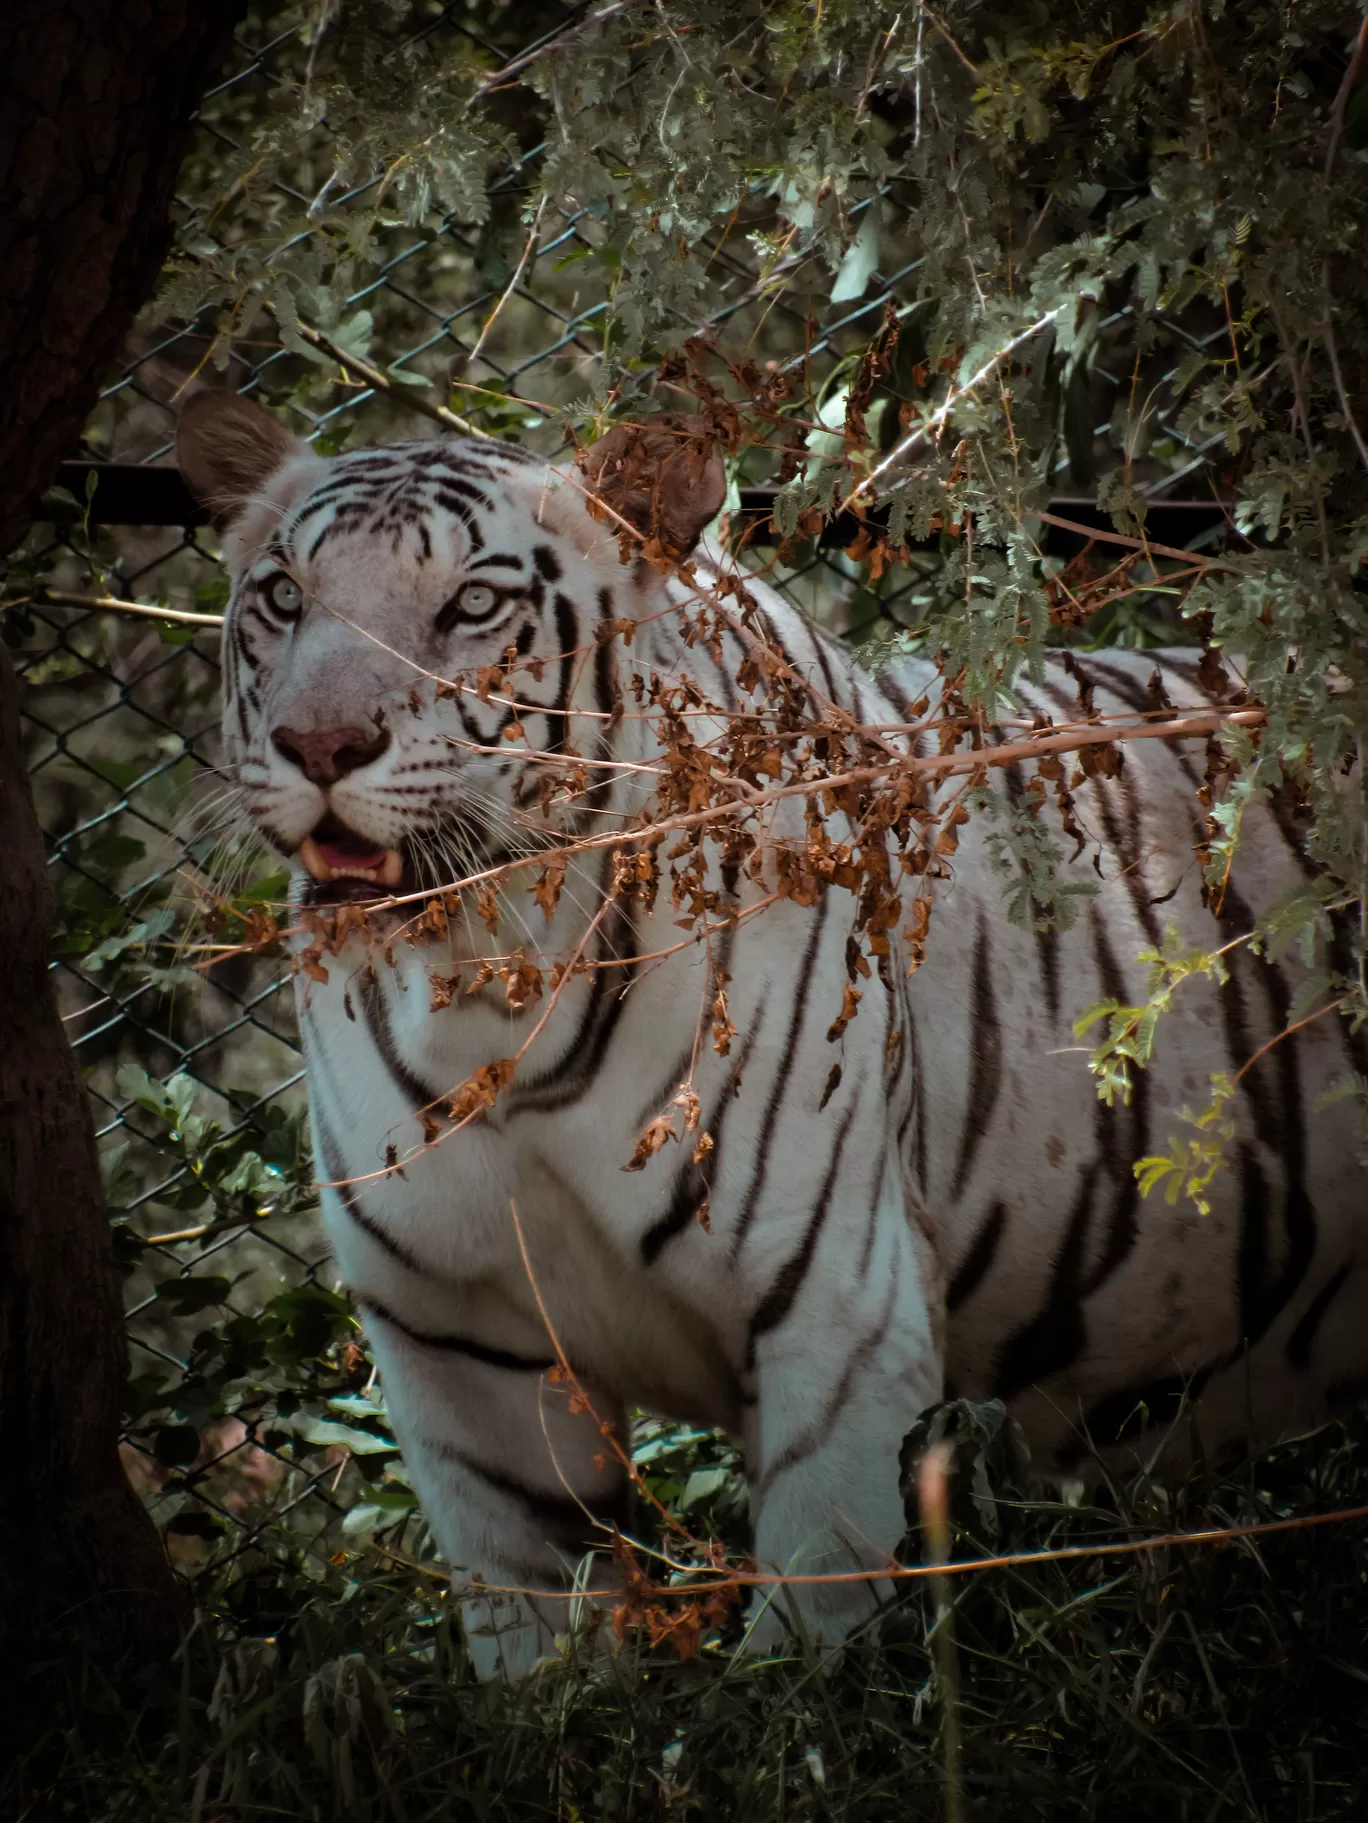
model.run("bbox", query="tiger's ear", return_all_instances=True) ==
[576,413,725,563]
[177,391,308,529]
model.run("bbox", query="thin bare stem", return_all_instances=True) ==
[1320,283,1368,480]
[376,1497,1368,1607]
[284,316,487,439]
[22,588,223,629]
[1324,15,1368,179]
[464,198,548,370]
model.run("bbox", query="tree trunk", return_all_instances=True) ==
[0,0,246,1690]
[0,1,246,554]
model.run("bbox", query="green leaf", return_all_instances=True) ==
[232,869,291,909]
[260,1283,355,1364]
[153,1424,202,1467]
[830,206,881,304]
[84,833,147,873]
[123,1371,170,1421]
[1345,84,1368,152]
[340,1488,418,1536]
[680,1466,733,1510]
[291,1416,397,1455]
[327,309,374,362]
[155,1275,232,1314]
[163,1510,225,1539]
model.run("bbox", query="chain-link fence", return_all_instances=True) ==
[10,8,1239,1582]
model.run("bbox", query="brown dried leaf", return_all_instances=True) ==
[445,1057,516,1126]
[826,981,863,1044]
[621,1113,679,1172]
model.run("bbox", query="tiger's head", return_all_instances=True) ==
[177,393,723,909]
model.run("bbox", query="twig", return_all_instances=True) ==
[1031,508,1240,568]
[847,309,1063,503]
[456,0,643,113]
[1231,1000,1341,1088]
[1324,14,1368,179]
[920,1444,965,1823]
[1320,283,1368,480]
[854,13,903,123]
[285,317,488,439]
[398,1497,1368,1606]
[24,588,223,629]
[506,1199,692,1540]
[918,4,977,76]
[463,198,548,370]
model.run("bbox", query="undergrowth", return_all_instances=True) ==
[9,1409,1368,1823]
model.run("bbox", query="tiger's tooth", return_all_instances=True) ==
[299,836,333,881]
[380,848,403,886]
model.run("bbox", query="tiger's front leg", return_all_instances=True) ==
[359,1301,629,1680]
[741,1164,942,1653]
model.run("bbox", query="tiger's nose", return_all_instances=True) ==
[271,723,390,786]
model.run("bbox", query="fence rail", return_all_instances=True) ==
[52,459,1239,559]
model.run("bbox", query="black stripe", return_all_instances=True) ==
[1002,757,1061,1025]
[810,623,841,702]
[359,1294,555,1372]
[745,1097,858,1371]
[314,1104,426,1275]
[433,491,485,549]
[729,891,830,1262]
[544,591,578,755]
[1234,1136,1315,1352]
[1081,910,1144,1294]
[510,864,639,1112]
[432,460,504,487]
[1218,878,1316,1347]
[856,1141,893,1280]
[430,1440,629,1541]
[946,1201,1008,1312]
[1090,767,1164,949]
[903,997,927,1195]
[1065,1359,1218,1467]
[431,476,495,512]
[949,910,1003,1199]
[629,1040,696,1139]
[756,1257,900,1496]
[984,880,1150,1383]
[356,969,444,1111]
[585,591,622,812]
[640,987,765,1266]
[470,553,525,572]
[990,1165,1098,1400]
[1285,1260,1353,1370]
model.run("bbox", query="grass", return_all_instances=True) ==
[8,1406,1368,1823]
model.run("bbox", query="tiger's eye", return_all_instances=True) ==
[264,574,303,619]
[460,583,500,620]
[435,580,508,632]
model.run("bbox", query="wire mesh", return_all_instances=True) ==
[9,9,1234,1579]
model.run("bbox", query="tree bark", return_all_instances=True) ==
[0,0,246,1689]
[0,1,245,555]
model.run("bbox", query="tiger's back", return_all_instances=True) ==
[889,647,1367,1469]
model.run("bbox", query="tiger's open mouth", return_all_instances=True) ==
[298,814,403,903]
[296,814,509,908]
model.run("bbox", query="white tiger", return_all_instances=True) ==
[179,392,1367,1678]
